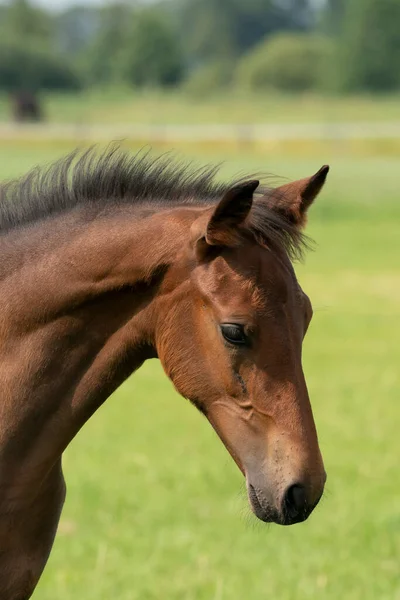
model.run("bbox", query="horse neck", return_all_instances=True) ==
[0,204,196,490]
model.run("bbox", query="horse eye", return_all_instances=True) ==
[220,323,248,346]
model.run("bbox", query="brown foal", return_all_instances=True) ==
[0,149,329,598]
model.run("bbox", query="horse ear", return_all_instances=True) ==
[267,165,329,228]
[206,179,259,244]
[192,180,259,259]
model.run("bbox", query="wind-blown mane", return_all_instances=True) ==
[0,146,307,259]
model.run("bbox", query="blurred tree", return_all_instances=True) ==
[81,3,131,84]
[122,8,184,87]
[183,59,235,96]
[237,33,333,93]
[321,0,345,35]
[0,0,52,46]
[0,0,82,92]
[56,5,100,57]
[325,0,400,92]
[0,38,81,91]
[175,0,315,65]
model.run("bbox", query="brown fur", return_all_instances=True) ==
[0,149,329,598]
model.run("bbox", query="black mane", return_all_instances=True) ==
[0,146,306,259]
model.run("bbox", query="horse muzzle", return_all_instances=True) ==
[246,473,326,526]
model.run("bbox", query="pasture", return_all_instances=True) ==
[0,140,398,600]
[2,90,400,125]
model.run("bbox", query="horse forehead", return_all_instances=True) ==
[198,250,292,308]
[257,249,296,296]
[199,255,256,291]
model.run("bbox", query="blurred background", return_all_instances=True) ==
[0,0,399,599]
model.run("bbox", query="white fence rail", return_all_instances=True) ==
[1,122,400,143]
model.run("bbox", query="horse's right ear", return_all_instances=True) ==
[191,180,259,260]
[266,165,329,228]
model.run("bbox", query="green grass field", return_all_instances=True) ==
[0,141,398,600]
[1,89,400,125]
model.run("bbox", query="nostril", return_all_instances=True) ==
[283,484,307,519]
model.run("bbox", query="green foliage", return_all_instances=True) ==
[320,0,345,36]
[80,3,130,85]
[2,0,400,95]
[122,9,184,87]
[335,0,400,92]
[56,6,100,57]
[183,60,235,96]
[0,0,81,92]
[237,34,334,93]
[177,0,314,64]
[0,39,81,92]
[0,0,53,46]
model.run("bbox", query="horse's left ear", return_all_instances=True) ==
[192,180,259,259]
[268,165,329,228]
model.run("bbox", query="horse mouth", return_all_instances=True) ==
[248,483,322,526]
[247,484,276,523]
